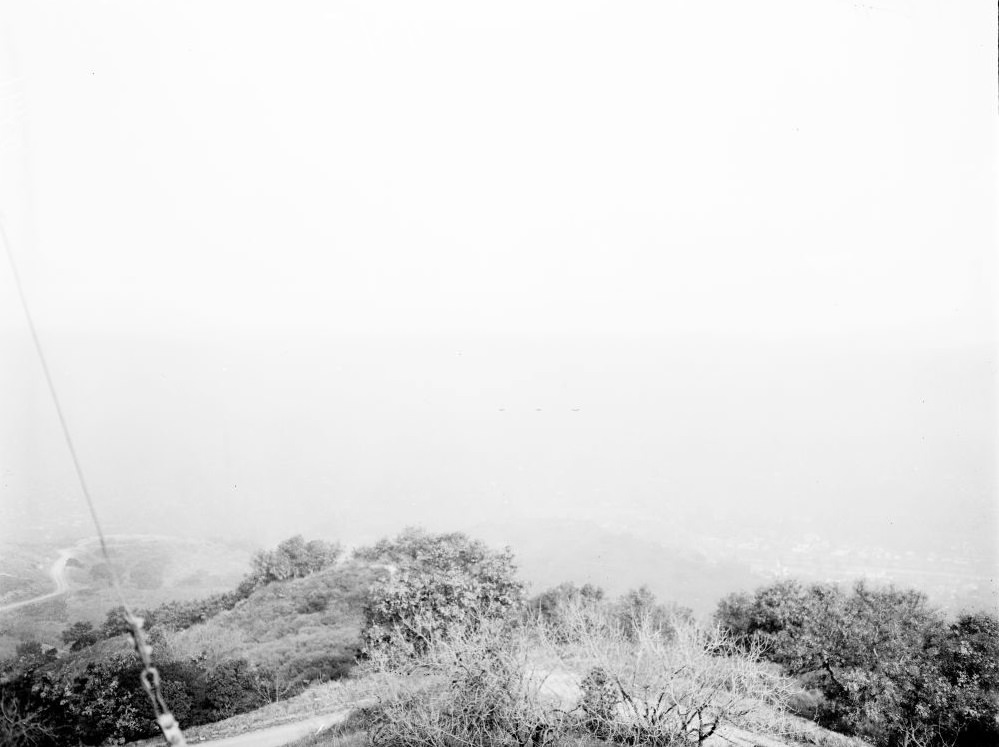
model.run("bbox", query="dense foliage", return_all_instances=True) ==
[0,535,345,745]
[361,595,789,747]
[0,644,266,744]
[358,528,525,652]
[715,579,999,747]
[527,582,693,643]
[3,529,996,747]
[250,535,342,584]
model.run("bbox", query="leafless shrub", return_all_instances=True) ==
[551,600,793,745]
[360,620,574,747]
[0,690,55,747]
[357,601,793,747]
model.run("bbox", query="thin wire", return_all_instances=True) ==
[1,216,187,746]
[0,219,114,568]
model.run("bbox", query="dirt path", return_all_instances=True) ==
[0,533,188,615]
[0,544,77,614]
[188,709,353,747]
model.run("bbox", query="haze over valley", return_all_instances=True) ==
[0,2,995,744]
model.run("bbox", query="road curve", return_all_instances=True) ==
[0,544,77,614]
[0,534,175,615]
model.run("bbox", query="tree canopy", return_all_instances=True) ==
[359,528,524,651]
[715,580,999,747]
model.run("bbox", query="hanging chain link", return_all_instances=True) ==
[128,608,188,746]
[3,218,188,746]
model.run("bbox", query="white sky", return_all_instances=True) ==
[1,0,993,341]
[0,1,996,577]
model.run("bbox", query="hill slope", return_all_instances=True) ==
[471,518,761,616]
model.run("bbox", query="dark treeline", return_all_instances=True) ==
[714,580,999,747]
[0,535,344,746]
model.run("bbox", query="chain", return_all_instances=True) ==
[2,217,187,746]
[129,608,188,746]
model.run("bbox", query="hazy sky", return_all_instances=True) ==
[0,1,995,573]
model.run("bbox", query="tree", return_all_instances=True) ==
[304,538,342,574]
[100,605,133,639]
[712,579,996,747]
[361,528,524,652]
[10,641,56,673]
[0,687,56,747]
[935,612,999,745]
[61,621,100,651]
[30,654,153,744]
[614,585,692,640]
[528,581,605,622]
[250,535,341,584]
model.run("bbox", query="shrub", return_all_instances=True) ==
[715,579,999,747]
[60,621,100,652]
[360,529,524,654]
[361,621,572,747]
[200,658,265,720]
[296,590,332,614]
[360,601,791,747]
[0,687,56,747]
[526,582,605,626]
[34,653,153,743]
[251,536,342,585]
[100,605,134,639]
[558,602,791,746]
[153,593,236,630]
[613,586,693,642]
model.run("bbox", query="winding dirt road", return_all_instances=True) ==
[0,534,185,615]
[0,542,81,614]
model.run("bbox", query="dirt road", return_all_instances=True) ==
[0,534,185,615]
[0,544,76,614]
[189,709,354,747]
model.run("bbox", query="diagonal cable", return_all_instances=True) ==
[1,216,187,745]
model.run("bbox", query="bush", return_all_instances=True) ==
[360,529,524,654]
[60,621,100,651]
[296,590,332,614]
[612,586,692,642]
[0,687,56,747]
[251,536,342,585]
[526,582,605,626]
[558,602,791,746]
[100,605,135,639]
[33,653,153,744]
[715,579,999,747]
[362,621,573,747]
[151,591,245,631]
[360,600,792,747]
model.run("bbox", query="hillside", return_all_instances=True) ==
[163,559,385,690]
[0,535,250,659]
[4,529,996,747]
[470,518,761,616]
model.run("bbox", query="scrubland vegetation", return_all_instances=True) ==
[1,529,996,747]
[0,537,251,662]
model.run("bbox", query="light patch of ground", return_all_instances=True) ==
[126,677,378,746]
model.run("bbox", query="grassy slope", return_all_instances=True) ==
[31,556,384,684]
[0,536,250,658]
[115,556,874,747]
[163,559,386,676]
